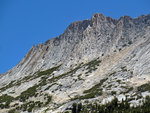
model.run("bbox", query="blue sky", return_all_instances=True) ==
[0,0,150,73]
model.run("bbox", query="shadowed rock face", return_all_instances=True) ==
[0,13,150,113]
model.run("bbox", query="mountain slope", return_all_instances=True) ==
[0,13,150,113]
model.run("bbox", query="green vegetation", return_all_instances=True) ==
[37,65,60,77]
[80,90,102,99]
[20,75,33,83]
[124,87,134,94]
[45,83,56,91]
[16,85,38,102]
[20,101,44,112]
[122,44,127,47]
[0,94,14,108]
[0,65,59,112]
[16,76,51,102]
[121,85,128,89]
[111,91,116,95]
[121,66,127,72]
[82,78,108,99]
[0,66,57,109]
[108,71,116,76]
[44,108,50,113]
[8,109,16,113]
[30,65,61,83]
[0,94,14,103]
[83,85,102,94]
[0,80,16,92]
[84,58,101,73]
[128,40,133,45]
[71,96,150,113]
[13,65,60,102]
[45,95,52,105]
[116,79,121,83]
[48,64,82,83]
[0,65,60,93]
[137,82,150,92]
[78,74,84,80]
[107,84,112,88]
[8,100,46,113]
[71,78,107,100]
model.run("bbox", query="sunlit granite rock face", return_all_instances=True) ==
[0,13,150,113]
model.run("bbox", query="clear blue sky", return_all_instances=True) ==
[0,0,150,73]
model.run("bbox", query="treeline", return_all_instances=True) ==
[70,96,150,113]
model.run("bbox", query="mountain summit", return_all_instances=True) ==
[0,13,150,113]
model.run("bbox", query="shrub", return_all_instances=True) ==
[85,59,101,73]
[137,82,150,92]
[72,103,77,113]
[37,65,60,77]
[117,79,121,83]
[8,109,16,113]
[70,96,150,113]
[16,85,38,102]
[121,66,127,72]
[124,87,134,93]
[0,94,14,107]
[111,91,116,95]
[45,95,52,105]
[122,44,127,47]
[0,80,16,92]
[128,40,133,45]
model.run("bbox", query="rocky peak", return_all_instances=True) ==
[92,13,106,21]
[66,20,91,32]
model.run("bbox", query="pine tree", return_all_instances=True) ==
[72,103,77,113]
[78,103,82,113]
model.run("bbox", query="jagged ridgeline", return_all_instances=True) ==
[0,13,150,113]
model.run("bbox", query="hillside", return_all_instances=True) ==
[0,13,150,113]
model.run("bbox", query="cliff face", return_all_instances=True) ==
[0,13,150,113]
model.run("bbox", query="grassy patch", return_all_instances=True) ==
[111,91,116,95]
[80,91,102,99]
[0,94,15,108]
[0,80,16,92]
[37,65,60,77]
[121,66,127,72]
[128,40,133,45]
[16,85,38,102]
[107,84,112,88]
[16,77,50,102]
[71,78,107,100]
[70,96,150,113]
[124,87,134,93]
[20,101,44,112]
[84,58,101,73]
[117,79,121,83]
[45,83,56,91]
[0,65,60,93]
[0,66,58,111]
[83,78,107,94]
[0,94,14,103]
[48,64,82,83]
[44,94,52,105]
[9,100,45,112]
[120,85,128,89]
[78,74,84,80]
[8,109,17,113]
[137,82,150,92]
[109,72,116,76]
[15,66,59,102]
